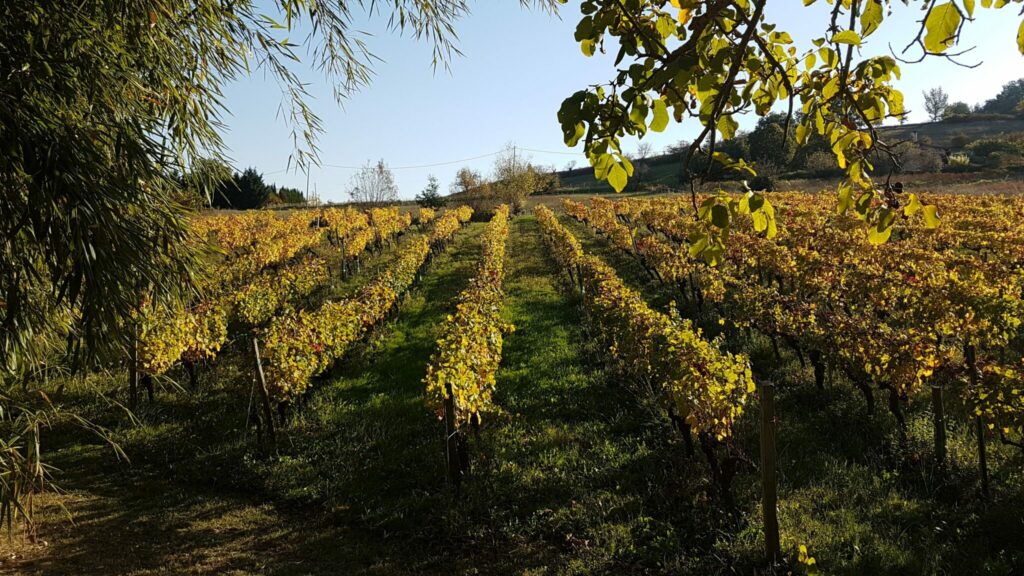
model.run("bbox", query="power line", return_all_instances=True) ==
[260,145,587,176]
[259,152,501,176]
[518,146,588,157]
[322,150,502,171]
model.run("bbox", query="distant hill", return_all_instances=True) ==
[876,118,1024,148]
[550,117,1024,193]
[555,153,687,194]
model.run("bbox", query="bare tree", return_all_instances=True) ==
[630,142,654,186]
[923,87,950,122]
[348,159,399,204]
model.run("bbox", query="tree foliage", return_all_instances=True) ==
[979,78,1024,115]
[747,113,797,167]
[558,0,1024,251]
[492,144,538,212]
[213,168,272,210]
[273,185,307,205]
[943,101,972,119]
[924,87,951,122]
[451,167,486,196]
[416,175,447,208]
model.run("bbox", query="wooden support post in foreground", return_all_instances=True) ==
[759,382,780,564]
[251,337,277,449]
[932,385,947,468]
[976,415,990,499]
[443,382,462,493]
[129,337,139,411]
[965,344,989,499]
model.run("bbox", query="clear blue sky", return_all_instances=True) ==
[219,2,1024,202]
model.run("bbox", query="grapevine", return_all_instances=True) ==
[424,205,512,428]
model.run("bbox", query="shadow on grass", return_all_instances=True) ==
[555,211,1024,575]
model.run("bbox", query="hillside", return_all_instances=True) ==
[549,117,1024,194]
[877,117,1024,148]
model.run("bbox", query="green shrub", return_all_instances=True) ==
[902,147,944,172]
[803,151,843,178]
[942,163,983,173]
[965,137,1024,159]
[985,151,1018,169]
[942,113,1016,123]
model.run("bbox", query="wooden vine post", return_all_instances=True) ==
[932,384,947,468]
[443,382,462,493]
[759,382,780,564]
[129,334,140,411]
[965,344,989,498]
[251,336,277,450]
[976,415,989,499]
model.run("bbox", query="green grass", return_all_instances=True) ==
[6,215,1024,575]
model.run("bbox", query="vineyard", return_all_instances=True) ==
[12,0,1024,573]
[9,194,1024,575]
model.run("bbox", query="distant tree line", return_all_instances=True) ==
[177,160,306,210]
[925,79,1024,122]
[448,144,560,215]
[610,78,1024,191]
[211,168,306,209]
[659,112,831,189]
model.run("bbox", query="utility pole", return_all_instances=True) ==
[305,169,310,202]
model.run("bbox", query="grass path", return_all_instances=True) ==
[441,216,715,575]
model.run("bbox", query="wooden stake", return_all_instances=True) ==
[129,337,139,411]
[976,415,990,499]
[252,337,277,449]
[966,344,989,498]
[443,382,462,493]
[932,385,947,468]
[759,382,780,564]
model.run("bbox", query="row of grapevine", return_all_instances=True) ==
[423,205,511,487]
[260,206,473,402]
[233,256,330,328]
[368,207,413,248]
[535,205,755,445]
[136,210,331,378]
[425,205,512,429]
[323,206,414,275]
[199,210,329,290]
[417,207,437,225]
[567,194,1024,483]
[135,206,416,380]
